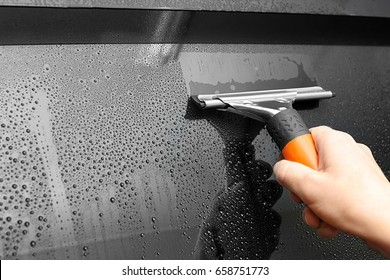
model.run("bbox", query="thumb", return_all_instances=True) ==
[273,159,323,204]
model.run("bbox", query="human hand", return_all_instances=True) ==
[273,126,390,257]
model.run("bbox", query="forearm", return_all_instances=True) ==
[360,194,390,258]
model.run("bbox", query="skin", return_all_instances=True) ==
[273,126,390,258]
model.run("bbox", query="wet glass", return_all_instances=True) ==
[1,42,388,260]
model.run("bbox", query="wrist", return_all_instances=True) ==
[358,183,390,258]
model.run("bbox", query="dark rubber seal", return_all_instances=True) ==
[266,108,310,150]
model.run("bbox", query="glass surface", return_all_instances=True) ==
[0,44,388,259]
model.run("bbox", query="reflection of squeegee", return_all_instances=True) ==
[191,86,335,170]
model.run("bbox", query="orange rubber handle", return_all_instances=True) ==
[281,133,318,170]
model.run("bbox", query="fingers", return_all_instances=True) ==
[273,159,323,204]
[303,207,320,228]
[290,192,303,204]
[293,193,338,239]
[274,126,347,240]
[316,223,338,239]
[310,126,355,145]
[303,206,338,238]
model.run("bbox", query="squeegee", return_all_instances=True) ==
[191,86,335,169]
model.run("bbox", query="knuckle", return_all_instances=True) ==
[358,143,373,155]
[340,132,356,143]
[358,143,370,150]
[311,125,331,131]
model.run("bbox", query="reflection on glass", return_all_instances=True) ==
[193,112,282,259]
[0,45,381,260]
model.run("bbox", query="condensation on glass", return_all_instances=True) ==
[0,44,386,259]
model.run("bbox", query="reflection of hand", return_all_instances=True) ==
[195,141,282,260]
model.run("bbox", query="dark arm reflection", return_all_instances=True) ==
[194,112,283,259]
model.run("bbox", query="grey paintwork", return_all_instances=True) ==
[0,0,389,18]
